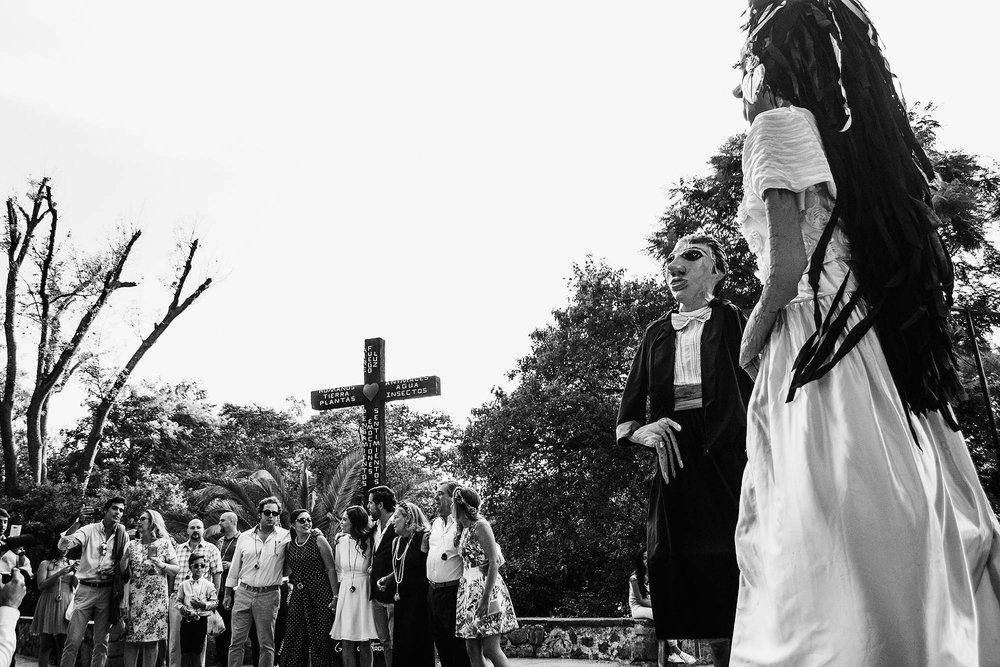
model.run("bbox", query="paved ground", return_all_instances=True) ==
[15,657,620,667]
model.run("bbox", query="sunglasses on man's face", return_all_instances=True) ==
[666,248,707,263]
[261,510,280,517]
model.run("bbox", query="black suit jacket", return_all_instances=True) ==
[616,299,754,452]
[370,522,397,604]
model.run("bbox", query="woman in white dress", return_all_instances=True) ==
[729,1,1000,665]
[330,506,378,667]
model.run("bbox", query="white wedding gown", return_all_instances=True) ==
[731,105,1000,666]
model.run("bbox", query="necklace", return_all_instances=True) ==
[348,537,361,593]
[294,532,311,547]
[391,533,414,602]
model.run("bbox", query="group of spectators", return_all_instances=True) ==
[0,479,518,667]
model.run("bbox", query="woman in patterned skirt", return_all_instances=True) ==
[30,541,79,667]
[452,486,517,667]
[279,509,337,667]
[123,509,179,667]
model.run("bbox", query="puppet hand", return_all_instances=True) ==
[633,418,684,484]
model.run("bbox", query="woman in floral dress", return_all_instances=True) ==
[452,486,517,667]
[123,509,179,667]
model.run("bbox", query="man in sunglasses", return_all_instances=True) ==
[616,235,753,667]
[170,518,224,667]
[223,497,290,667]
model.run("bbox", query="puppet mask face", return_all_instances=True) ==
[665,241,722,307]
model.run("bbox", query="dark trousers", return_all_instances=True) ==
[427,584,470,667]
[215,605,259,667]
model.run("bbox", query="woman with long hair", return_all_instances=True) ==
[452,486,517,667]
[386,501,433,667]
[330,505,378,667]
[628,548,694,665]
[731,1,1000,663]
[123,509,179,667]
[30,541,79,667]
[280,509,336,667]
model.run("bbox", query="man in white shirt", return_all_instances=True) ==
[222,497,289,667]
[170,518,224,667]
[57,496,130,667]
[0,568,26,667]
[423,481,470,667]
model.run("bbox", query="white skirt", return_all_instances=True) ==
[330,573,378,642]
[732,294,1000,666]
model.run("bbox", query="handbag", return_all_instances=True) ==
[64,597,76,622]
[207,610,226,638]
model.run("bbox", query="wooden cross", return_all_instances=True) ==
[310,338,441,492]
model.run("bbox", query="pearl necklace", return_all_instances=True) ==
[391,533,414,602]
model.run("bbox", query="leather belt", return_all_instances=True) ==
[240,582,281,593]
[79,579,114,588]
[428,579,461,590]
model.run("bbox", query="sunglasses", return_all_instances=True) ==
[666,248,707,263]
[190,563,206,569]
[296,517,312,524]
[261,510,280,517]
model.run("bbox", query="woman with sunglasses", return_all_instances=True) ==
[330,506,378,667]
[616,235,753,667]
[278,509,336,667]
[122,509,179,667]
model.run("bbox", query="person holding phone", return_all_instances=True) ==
[0,569,28,667]
[0,509,32,581]
[30,541,78,667]
[58,496,130,667]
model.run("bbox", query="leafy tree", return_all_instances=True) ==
[461,260,671,615]
[51,380,218,489]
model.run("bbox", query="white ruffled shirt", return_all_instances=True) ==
[738,105,853,301]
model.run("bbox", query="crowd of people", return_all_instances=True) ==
[0,479,518,667]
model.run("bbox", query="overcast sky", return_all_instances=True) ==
[2,1,997,431]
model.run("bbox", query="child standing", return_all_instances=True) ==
[176,553,218,667]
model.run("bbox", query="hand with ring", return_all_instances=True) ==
[630,417,684,483]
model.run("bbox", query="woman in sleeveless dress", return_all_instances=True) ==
[730,2,1000,665]
[330,506,378,667]
[387,501,433,667]
[30,541,78,667]
[453,486,517,667]
[280,509,336,667]
[123,509,179,667]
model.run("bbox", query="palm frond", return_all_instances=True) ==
[313,449,364,535]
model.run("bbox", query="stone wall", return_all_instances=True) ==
[500,617,715,665]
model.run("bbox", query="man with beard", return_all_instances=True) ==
[171,519,224,667]
[367,486,397,667]
[616,235,753,667]
[58,496,130,667]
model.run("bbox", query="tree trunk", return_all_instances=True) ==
[78,239,212,494]
[2,180,51,495]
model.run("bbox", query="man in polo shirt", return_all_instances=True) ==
[58,496,130,667]
[423,480,470,667]
[223,496,289,667]
[170,518,224,667]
